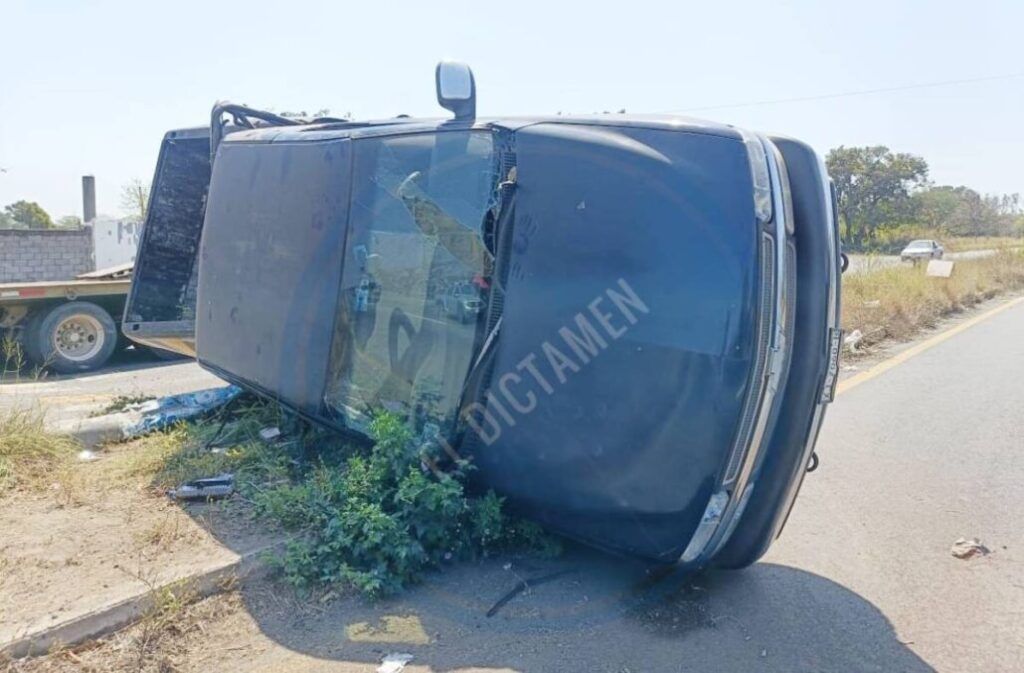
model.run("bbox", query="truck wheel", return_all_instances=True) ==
[33,302,118,373]
[19,309,47,366]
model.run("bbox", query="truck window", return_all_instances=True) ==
[324,130,497,438]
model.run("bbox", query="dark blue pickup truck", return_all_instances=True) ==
[124,62,842,569]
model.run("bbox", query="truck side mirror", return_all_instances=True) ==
[436,61,476,121]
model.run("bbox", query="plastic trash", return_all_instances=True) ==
[377,653,414,673]
[844,329,864,353]
[951,537,990,559]
[259,426,281,441]
[122,385,243,438]
[169,473,235,500]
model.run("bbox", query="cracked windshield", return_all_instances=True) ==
[1,2,1022,672]
[325,131,496,438]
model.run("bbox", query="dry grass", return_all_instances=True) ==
[1,337,50,383]
[2,579,235,673]
[109,426,192,484]
[842,250,1024,350]
[943,236,1023,253]
[0,409,80,495]
[132,514,201,552]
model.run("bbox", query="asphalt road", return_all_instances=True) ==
[3,297,1023,671]
[758,295,1024,671]
[0,349,224,426]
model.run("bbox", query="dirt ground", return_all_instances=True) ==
[0,549,753,673]
[0,439,277,649]
[2,542,938,673]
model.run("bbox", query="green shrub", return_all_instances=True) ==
[144,399,559,598]
[262,412,559,597]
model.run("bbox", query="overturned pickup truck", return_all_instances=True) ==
[124,62,842,568]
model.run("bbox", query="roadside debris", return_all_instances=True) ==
[951,537,990,559]
[486,568,576,618]
[77,449,99,462]
[844,329,864,353]
[122,385,243,438]
[258,426,281,441]
[927,259,955,278]
[377,653,414,673]
[169,473,235,500]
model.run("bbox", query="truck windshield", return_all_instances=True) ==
[324,130,497,437]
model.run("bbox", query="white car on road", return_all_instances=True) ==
[901,239,944,262]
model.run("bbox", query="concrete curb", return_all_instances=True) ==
[53,411,136,448]
[2,541,285,660]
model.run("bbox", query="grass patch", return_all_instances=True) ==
[2,336,50,382]
[135,399,559,598]
[944,236,1023,253]
[132,514,201,552]
[0,408,79,494]
[842,250,1024,349]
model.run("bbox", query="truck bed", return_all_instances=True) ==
[0,278,130,303]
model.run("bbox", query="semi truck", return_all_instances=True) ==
[1,264,132,373]
[1,262,185,373]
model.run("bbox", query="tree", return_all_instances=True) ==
[826,146,929,249]
[56,215,83,229]
[3,200,54,229]
[913,186,1018,237]
[120,178,150,221]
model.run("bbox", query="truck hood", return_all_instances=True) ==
[463,123,761,561]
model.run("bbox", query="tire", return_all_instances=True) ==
[147,345,187,361]
[19,309,47,366]
[33,302,118,374]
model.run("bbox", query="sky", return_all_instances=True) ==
[1,0,1022,220]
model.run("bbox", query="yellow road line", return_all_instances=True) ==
[836,295,1024,397]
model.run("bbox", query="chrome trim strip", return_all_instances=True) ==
[679,134,793,564]
[721,234,774,486]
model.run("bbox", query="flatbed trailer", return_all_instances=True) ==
[0,265,134,373]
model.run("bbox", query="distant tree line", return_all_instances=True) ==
[1,179,150,230]
[827,146,1023,252]
[0,200,80,229]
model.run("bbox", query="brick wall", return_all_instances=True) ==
[0,228,95,283]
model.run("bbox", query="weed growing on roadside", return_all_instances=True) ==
[0,407,79,494]
[131,398,560,598]
[266,412,560,597]
[140,400,560,598]
[2,336,50,381]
